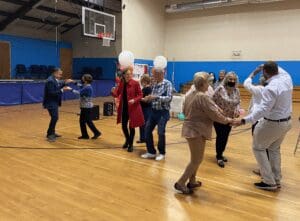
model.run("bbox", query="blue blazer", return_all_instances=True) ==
[43,75,65,109]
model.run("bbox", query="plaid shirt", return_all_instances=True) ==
[151,79,173,110]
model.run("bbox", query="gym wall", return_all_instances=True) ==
[165,0,300,90]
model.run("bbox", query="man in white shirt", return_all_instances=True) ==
[244,66,267,175]
[236,61,293,191]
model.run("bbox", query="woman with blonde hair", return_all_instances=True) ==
[174,72,233,194]
[213,71,240,168]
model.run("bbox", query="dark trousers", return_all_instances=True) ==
[122,108,135,145]
[80,108,100,137]
[139,106,151,142]
[214,122,232,160]
[252,121,269,159]
[145,109,170,155]
[47,108,58,136]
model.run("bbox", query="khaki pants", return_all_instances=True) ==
[253,119,292,185]
[177,136,206,185]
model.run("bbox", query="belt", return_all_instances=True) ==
[264,116,291,122]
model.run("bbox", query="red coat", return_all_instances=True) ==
[112,79,145,128]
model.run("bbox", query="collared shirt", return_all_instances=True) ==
[244,67,293,124]
[243,77,264,114]
[213,85,240,118]
[151,79,173,110]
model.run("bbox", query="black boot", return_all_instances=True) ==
[123,141,129,149]
[127,144,133,152]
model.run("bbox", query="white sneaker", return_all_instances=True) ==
[141,152,156,159]
[155,154,165,161]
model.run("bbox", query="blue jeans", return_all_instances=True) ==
[145,109,170,155]
[139,106,151,142]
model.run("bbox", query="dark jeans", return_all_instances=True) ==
[214,122,232,160]
[139,106,151,142]
[252,121,269,159]
[47,108,58,136]
[145,109,170,155]
[122,108,135,145]
[80,108,100,138]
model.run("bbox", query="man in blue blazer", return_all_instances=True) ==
[43,68,72,142]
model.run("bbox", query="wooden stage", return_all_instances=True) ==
[0,97,299,221]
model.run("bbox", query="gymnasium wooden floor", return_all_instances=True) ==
[0,97,299,221]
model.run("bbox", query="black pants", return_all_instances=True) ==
[47,108,58,136]
[80,108,100,138]
[122,108,135,145]
[252,121,269,159]
[214,122,232,160]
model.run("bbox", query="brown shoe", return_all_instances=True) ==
[174,182,193,194]
[187,181,202,189]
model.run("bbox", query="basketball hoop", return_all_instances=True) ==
[98,32,112,47]
[81,6,115,47]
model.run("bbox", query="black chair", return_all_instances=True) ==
[94,67,103,80]
[15,64,27,79]
[29,65,41,79]
[47,65,55,78]
[81,67,94,79]
[39,65,48,79]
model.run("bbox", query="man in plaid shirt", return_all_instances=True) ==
[141,68,173,161]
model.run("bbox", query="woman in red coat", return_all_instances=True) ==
[111,68,144,152]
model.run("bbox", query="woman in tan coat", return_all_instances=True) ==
[174,72,234,194]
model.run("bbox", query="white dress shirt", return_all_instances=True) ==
[243,77,264,114]
[244,67,293,124]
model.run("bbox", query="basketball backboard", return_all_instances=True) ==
[82,6,116,41]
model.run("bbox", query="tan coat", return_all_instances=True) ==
[182,90,230,139]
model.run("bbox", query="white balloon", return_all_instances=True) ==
[154,56,167,70]
[118,51,135,67]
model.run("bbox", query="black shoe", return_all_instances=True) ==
[92,132,101,140]
[55,133,62,138]
[136,140,146,144]
[222,156,228,162]
[127,145,133,152]
[78,136,89,139]
[47,134,56,142]
[174,183,193,194]
[123,142,129,149]
[217,159,225,168]
[254,182,277,191]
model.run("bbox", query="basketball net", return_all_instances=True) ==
[98,32,111,47]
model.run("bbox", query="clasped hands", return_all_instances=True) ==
[228,118,245,127]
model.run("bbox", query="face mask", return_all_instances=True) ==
[227,82,236,87]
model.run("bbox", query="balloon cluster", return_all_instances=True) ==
[153,56,167,70]
[118,51,134,69]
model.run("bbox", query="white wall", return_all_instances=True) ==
[165,0,300,61]
[122,0,165,59]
